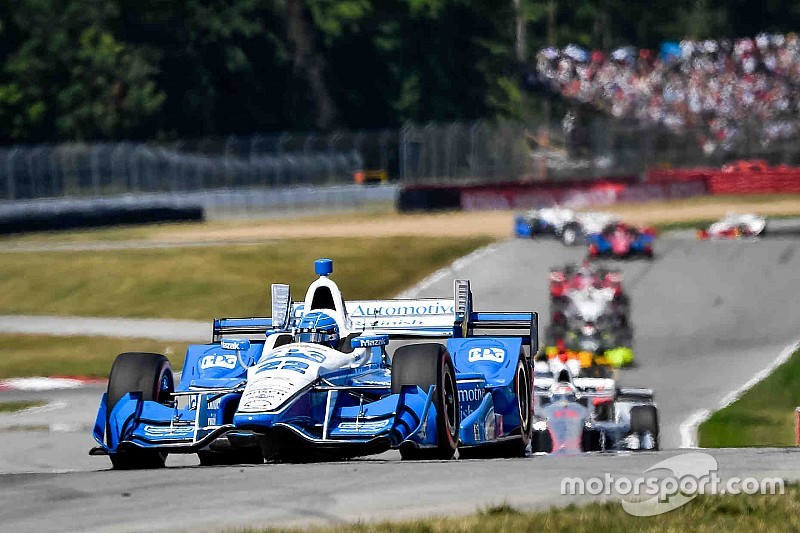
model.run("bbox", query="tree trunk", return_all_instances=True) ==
[285,0,336,130]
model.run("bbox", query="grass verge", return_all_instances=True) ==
[0,236,491,320]
[699,347,800,447]
[243,487,798,533]
[0,400,46,413]
[0,334,188,378]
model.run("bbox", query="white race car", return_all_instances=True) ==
[515,206,618,246]
[531,367,659,453]
[698,213,766,239]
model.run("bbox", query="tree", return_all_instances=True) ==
[0,0,164,141]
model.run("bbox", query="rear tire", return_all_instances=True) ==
[508,356,533,457]
[106,352,173,470]
[630,405,659,450]
[531,428,552,453]
[392,343,459,460]
[582,429,603,451]
[561,223,582,246]
[529,217,544,237]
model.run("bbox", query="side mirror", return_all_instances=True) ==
[221,338,250,351]
[271,284,291,330]
[351,335,389,349]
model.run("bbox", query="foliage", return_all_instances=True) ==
[0,1,796,141]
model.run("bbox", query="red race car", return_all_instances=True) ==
[549,262,625,301]
[587,222,656,259]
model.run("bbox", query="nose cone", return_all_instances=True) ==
[611,235,629,255]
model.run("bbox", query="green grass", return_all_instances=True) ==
[0,206,399,246]
[0,236,490,320]
[654,219,717,232]
[0,400,46,413]
[0,334,188,378]
[699,347,800,447]
[654,213,800,232]
[242,487,799,533]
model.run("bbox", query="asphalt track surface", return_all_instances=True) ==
[2,229,800,531]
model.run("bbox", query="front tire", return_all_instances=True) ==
[392,343,459,460]
[106,352,174,470]
[630,405,659,451]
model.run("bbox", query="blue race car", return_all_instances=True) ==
[91,259,538,468]
[586,222,655,259]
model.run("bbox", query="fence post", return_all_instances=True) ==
[399,124,409,182]
[5,147,17,200]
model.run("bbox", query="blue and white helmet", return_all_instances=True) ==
[293,311,340,348]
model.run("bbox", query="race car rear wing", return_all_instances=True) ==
[212,279,538,352]
[452,279,538,352]
[617,387,655,402]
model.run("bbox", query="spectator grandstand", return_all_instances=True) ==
[536,33,800,155]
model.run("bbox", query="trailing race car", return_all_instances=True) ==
[587,222,655,259]
[91,259,538,468]
[549,263,626,300]
[546,284,634,370]
[531,368,658,454]
[549,264,629,322]
[550,286,630,333]
[697,213,766,240]
[541,340,621,379]
[545,285,634,369]
[515,206,618,246]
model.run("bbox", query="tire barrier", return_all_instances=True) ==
[0,197,204,234]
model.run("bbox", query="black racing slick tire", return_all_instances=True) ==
[392,343,459,460]
[504,356,533,457]
[106,352,174,470]
[630,405,660,451]
[561,222,582,246]
[531,428,552,453]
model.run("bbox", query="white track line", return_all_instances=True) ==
[679,338,800,448]
[394,242,503,299]
[0,377,106,391]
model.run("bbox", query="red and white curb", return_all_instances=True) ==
[0,376,106,392]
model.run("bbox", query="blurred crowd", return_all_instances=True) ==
[536,33,800,154]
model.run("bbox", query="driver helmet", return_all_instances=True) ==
[293,311,340,348]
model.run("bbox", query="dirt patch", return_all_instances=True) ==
[155,211,517,241]
[600,195,800,225]
[151,194,800,242]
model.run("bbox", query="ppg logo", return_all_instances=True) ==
[200,354,237,370]
[467,347,505,363]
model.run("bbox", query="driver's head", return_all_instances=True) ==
[293,311,340,348]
